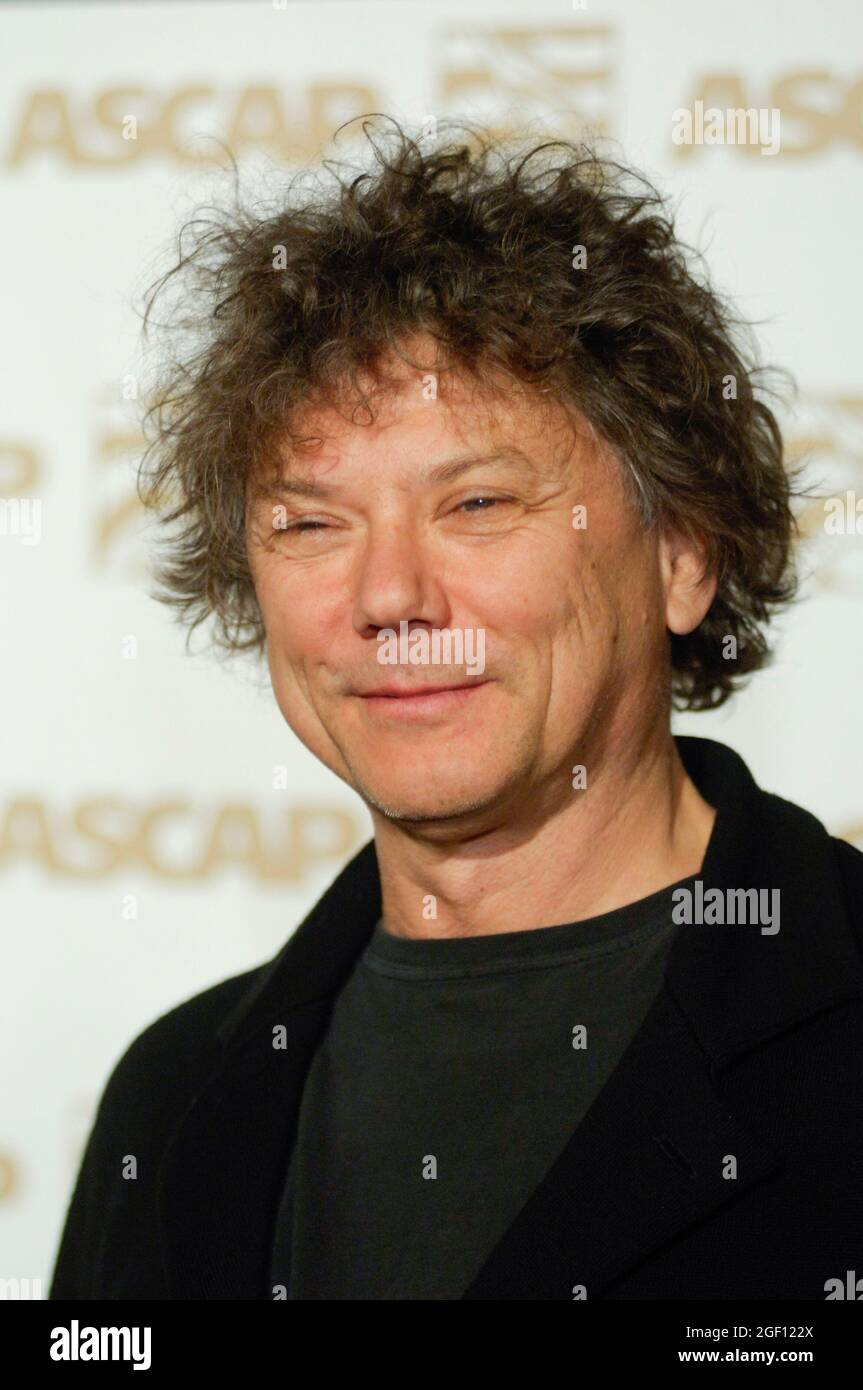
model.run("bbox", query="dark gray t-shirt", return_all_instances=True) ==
[270,876,695,1300]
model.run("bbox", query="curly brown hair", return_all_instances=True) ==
[137,114,803,711]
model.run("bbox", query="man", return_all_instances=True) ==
[50,119,863,1300]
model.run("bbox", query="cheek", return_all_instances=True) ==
[493,525,616,635]
[560,554,615,636]
[541,562,634,704]
[460,549,568,640]
[257,563,337,660]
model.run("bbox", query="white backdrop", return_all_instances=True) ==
[1,0,862,1290]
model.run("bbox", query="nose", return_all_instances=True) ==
[352,520,447,638]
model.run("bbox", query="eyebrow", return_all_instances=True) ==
[252,448,536,501]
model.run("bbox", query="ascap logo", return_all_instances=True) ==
[5,53,859,171]
[5,83,377,168]
[675,73,863,157]
[2,416,147,575]
[5,28,618,170]
[90,396,148,578]
[0,798,362,881]
[438,25,615,138]
[0,1152,20,1202]
[0,443,41,495]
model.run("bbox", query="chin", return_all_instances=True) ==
[356,775,502,825]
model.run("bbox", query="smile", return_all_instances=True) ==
[355,681,490,719]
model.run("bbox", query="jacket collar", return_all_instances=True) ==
[667,735,863,1062]
[158,735,863,1298]
[216,733,863,1066]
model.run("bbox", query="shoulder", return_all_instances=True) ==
[50,961,269,1299]
[756,780,863,960]
[98,963,266,1124]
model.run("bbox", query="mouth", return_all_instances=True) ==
[353,680,491,719]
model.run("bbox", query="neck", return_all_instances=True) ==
[370,730,717,941]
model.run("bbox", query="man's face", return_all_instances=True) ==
[246,351,678,835]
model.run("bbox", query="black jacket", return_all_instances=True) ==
[49,735,863,1300]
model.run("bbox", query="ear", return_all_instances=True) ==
[659,525,717,636]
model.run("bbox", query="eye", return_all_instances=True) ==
[457,494,513,513]
[265,516,335,550]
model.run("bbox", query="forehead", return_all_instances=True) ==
[264,355,586,485]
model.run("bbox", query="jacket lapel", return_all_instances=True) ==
[461,983,780,1299]
[157,996,335,1299]
[156,736,863,1299]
